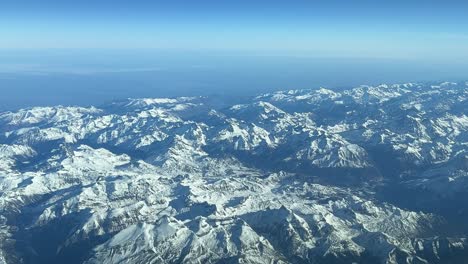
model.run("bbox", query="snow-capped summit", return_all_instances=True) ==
[0,81,467,263]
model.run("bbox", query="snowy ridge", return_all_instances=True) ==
[0,81,467,263]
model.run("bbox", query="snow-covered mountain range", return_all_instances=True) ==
[0,82,467,263]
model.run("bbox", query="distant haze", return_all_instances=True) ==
[1,49,467,111]
[2,0,468,110]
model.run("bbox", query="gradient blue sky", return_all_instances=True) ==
[2,0,468,61]
[1,0,468,110]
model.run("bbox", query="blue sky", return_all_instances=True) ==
[1,0,468,110]
[2,0,468,61]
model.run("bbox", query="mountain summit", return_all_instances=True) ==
[0,82,467,264]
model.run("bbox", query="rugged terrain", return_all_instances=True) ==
[0,81,467,263]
